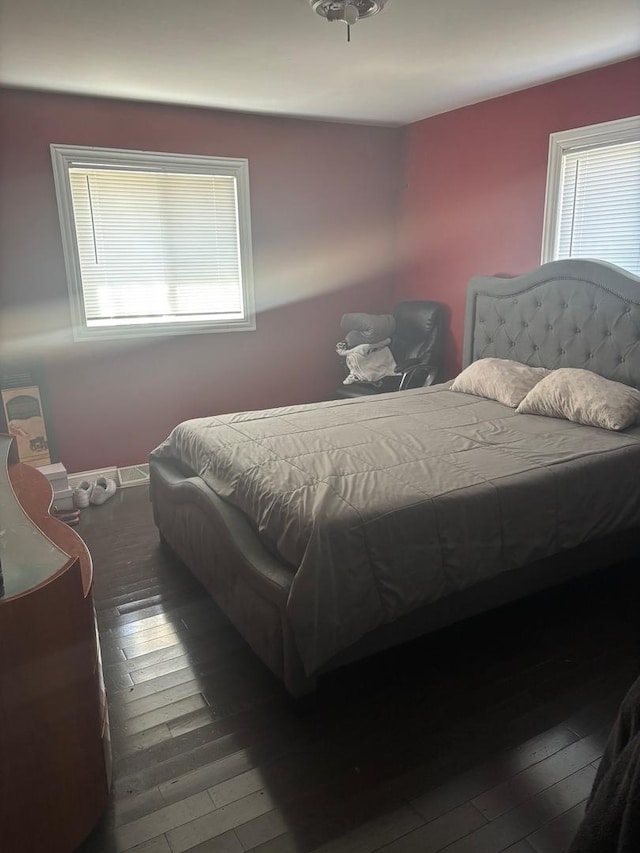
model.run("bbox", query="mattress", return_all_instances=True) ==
[151,385,640,675]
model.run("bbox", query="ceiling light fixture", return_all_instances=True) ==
[310,1,390,42]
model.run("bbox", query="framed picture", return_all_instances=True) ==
[1,385,52,467]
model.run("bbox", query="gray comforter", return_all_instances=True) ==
[152,385,640,675]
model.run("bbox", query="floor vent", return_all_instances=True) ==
[117,463,150,488]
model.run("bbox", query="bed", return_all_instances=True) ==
[149,259,640,696]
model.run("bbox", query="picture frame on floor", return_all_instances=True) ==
[1,384,52,467]
[0,358,58,466]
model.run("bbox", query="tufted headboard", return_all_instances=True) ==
[463,259,640,388]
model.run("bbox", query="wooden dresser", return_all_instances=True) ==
[0,435,110,852]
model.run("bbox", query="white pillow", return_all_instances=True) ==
[451,358,550,408]
[516,368,640,431]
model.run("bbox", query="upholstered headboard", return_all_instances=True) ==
[463,259,640,388]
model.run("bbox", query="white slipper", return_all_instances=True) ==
[73,480,93,509]
[90,476,117,505]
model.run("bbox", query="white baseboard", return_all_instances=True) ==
[68,467,118,489]
[68,464,150,490]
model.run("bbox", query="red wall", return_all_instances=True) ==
[398,58,640,374]
[0,89,404,471]
[3,60,638,471]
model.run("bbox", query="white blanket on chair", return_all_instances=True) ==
[337,338,397,385]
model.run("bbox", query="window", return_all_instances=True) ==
[541,116,640,275]
[51,145,255,340]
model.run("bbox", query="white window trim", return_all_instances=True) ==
[50,144,256,341]
[541,115,640,266]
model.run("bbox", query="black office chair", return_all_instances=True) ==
[336,300,446,399]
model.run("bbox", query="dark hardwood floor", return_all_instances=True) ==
[77,485,640,853]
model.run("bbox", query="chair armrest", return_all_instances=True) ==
[398,363,439,391]
[394,356,428,373]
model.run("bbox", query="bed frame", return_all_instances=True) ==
[150,259,640,696]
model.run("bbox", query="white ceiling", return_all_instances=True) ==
[0,0,638,126]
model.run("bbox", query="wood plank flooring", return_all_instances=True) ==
[77,486,640,853]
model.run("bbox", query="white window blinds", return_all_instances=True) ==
[556,140,640,273]
[51,146,255,340]
[543,117,640,276]
[69,168,244,326]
